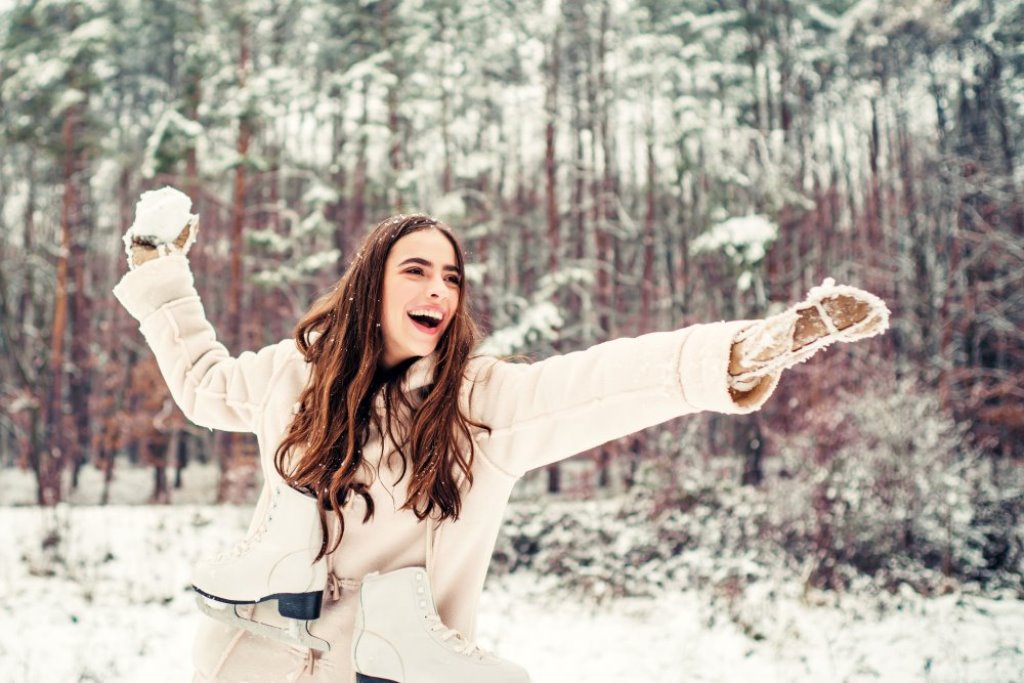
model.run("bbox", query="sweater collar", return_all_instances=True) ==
[403,353,438,392]
[370,353,437,416]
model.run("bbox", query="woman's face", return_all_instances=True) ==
[379,228,461,369]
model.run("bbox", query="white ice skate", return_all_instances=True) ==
[191,477,331,652]
[352,566,531,683]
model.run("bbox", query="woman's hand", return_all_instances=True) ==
[128,219,197,269]
[123,186,200,270]
[728,279,890,391]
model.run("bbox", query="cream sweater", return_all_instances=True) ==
[112,254,780,682]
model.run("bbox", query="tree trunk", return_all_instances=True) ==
[543,18,562,495]
[18,158,36,328]
[380,0,401,209]
[68,177,93,488]
[867,96,882,249]
[739,417,764,486]
[545,22,561,274]
[329,109,349,270]
[641,138,656,333]
[438,6,453,195]
[594,0,613,337]
[148,433,170,504]
[219,14,252,502]
[347,79,370,258]
[184,0,203,201]
[39,102,84,505]
[228,16,250,351]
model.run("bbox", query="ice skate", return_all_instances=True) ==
[191,476,331,652]
[352,566,531,683]
[729,277,890,389]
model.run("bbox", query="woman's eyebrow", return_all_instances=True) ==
[398,257,460,272]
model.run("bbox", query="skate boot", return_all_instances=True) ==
[729,277,890,391]
[352,566,531,683]
[191,476,330,652]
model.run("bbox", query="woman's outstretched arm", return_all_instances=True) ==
[465,320,777,478]
[465,280,888,478]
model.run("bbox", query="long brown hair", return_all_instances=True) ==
[274,214,488,561]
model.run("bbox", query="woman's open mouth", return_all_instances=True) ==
[408,309,444,335]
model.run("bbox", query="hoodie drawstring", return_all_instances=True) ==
[301,648,320,677]
[326,571,343,602]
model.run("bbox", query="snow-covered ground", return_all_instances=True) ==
[2,502,1022,683]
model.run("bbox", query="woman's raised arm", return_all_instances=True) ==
[114,190,301,434]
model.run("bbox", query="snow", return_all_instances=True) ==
[536,267,595,295]
[141,110,204,178]
[691,214,779,279]
[671,10,744,35]
[302,182,340,206]
[247,228,292,254]
[67,16,111,44]
[1,502,1021,683]
[488,573,1024,682]
[478,301,563,355]
[806,4,842,30]
[50,87,86,117]
[297,249,340,274]
[18,54,65,90]
[124,187,196,245]
[434,192,468,222]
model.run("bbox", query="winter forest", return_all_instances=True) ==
[1,0,1023,681]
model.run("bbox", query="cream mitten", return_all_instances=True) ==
[123,186,200,270]
[728,278,890,391]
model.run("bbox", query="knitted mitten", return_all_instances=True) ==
[728,278,890,391]
[123,186,200,270]
[127,219,198,270]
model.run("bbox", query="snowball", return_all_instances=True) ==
[124,186,196,246]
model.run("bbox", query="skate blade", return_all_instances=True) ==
[193,595,331,652]
[202,596,228,610]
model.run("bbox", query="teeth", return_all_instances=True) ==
[409,309,443,321]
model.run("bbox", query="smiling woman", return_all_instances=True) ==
[112,201,888,683]
[380,229,462,368]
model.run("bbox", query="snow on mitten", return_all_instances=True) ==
[123,186,199,270]
[728,278,890,391]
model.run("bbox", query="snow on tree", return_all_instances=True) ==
[690,214,778,291]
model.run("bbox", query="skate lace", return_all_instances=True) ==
[214,488,278,561]
[423,613,489,659]
[220,524,265,560]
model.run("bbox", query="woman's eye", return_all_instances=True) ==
[405,267,423,276]
[446,276,462,286]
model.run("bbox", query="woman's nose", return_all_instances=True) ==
[427,276,448,299]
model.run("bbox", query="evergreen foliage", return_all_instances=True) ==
[0,1,1020,592]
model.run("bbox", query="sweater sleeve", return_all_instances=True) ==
[464,321,780,477]
[112,254,300,433]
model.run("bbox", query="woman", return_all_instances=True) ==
[114,205,888,683]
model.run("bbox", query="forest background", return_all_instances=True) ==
[1,0,1022,601]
